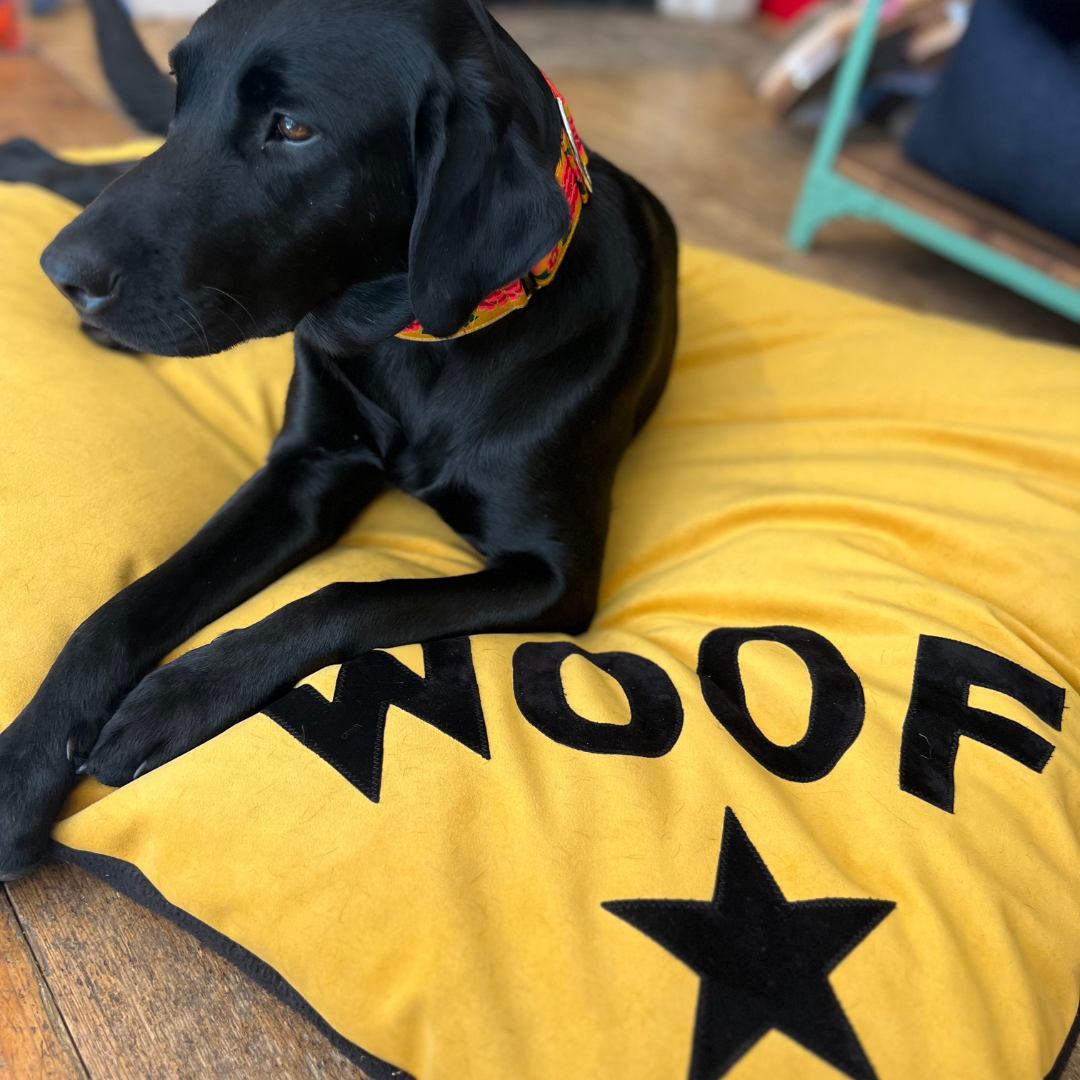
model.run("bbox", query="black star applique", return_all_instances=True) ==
[603,808,894,1080]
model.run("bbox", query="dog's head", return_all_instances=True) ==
[41,0,570,354]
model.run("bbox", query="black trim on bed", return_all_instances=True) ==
[51,842,414,1080]
[1046,997,1080,1080]
[46,840,1080,1080]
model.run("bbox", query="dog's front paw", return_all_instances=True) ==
[83,636,260,786]
[0,714,82,880]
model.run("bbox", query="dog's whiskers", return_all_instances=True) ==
[178,296,211,354]
[202,285,257,334]
[200,287,248,341]
[172,309,203,353]
[157,314,180,355]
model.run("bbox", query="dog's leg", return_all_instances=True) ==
[0,139,137,207]
[82,546,604,787]
[0,444,384,879]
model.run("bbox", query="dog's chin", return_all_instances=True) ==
[80,318,216,357]
[81,307,290,358]
[295,272,416,354]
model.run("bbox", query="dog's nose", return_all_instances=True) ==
[40,242,120,314]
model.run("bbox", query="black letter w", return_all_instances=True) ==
[265,637,489,802]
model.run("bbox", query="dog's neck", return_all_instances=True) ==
[395,75,591,343]
[298,64,586,355]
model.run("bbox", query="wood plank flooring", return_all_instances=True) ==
[0,891,85,1080]
[7,863,368,1080]
[0,53,132,147]
[2,5,1079,1079]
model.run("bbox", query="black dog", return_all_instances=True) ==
[0,0,677,880]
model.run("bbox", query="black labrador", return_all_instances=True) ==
[0,0,677,880]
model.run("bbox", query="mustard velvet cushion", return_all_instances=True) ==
[3,162,1080,1080]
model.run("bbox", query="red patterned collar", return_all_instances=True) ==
[397,75,592,342]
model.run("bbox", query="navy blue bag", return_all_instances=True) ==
[903,0,1080,245]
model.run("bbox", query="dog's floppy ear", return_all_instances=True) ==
[407,76,571,339]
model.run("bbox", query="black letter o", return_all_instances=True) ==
[513,642,683,757]
[698,626,864,782]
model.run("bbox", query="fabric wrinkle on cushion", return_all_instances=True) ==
[2,169,1080,1080]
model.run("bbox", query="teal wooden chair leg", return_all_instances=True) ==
[787,0,885,250]
[784,0,1080,322]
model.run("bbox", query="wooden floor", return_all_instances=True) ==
[2,5,1079,1080]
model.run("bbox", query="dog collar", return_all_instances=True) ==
[396,75,592,342]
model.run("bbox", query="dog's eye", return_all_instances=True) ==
[277,115,314,142]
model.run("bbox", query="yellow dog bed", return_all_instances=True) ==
[2,154,1080,1080]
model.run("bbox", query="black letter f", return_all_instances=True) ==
[899,636,1065,813]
